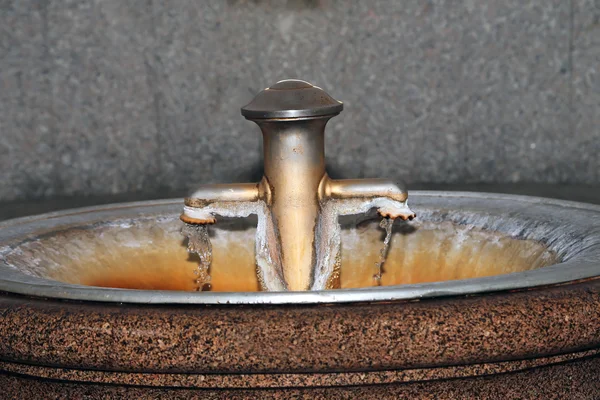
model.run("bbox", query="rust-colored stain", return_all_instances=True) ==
[292,145,304,154]
[57,236,260,292]
[180,213,216,225]
[378,211,416,220]
[47,222,554,292]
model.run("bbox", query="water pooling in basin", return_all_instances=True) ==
[0,214,558,292]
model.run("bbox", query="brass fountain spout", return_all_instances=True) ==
[181,80,415,291]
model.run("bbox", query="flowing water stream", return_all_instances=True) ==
[182,198,413,291]
[373,217,394,286]
[181,224,212,291]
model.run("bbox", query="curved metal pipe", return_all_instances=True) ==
[186,183,260,205]
[319,175,415,220]
[181,181,266,224]
[321,175,408,203]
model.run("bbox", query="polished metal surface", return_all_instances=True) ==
[320,175,410,217]
[258,117,329,290]
[183,80,414,290]
[2,192,600,305]
[240,79,343,119]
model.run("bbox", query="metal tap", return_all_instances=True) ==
[181,80,415,291]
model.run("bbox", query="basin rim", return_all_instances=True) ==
[1,191,599,305]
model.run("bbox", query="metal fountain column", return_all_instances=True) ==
[181,80,413,291]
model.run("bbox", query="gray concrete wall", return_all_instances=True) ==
[1,0,598,202]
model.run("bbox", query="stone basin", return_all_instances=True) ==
[1,191,600,399]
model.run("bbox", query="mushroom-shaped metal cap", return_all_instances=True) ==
[241,79,343,120]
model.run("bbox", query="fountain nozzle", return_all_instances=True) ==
[182,80,414,291]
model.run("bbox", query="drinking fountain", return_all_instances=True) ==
[181,79,414,292]
[1,80,600,399]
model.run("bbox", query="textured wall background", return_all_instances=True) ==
[0,0,598,202]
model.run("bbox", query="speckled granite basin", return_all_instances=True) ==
[1,192,600,399]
